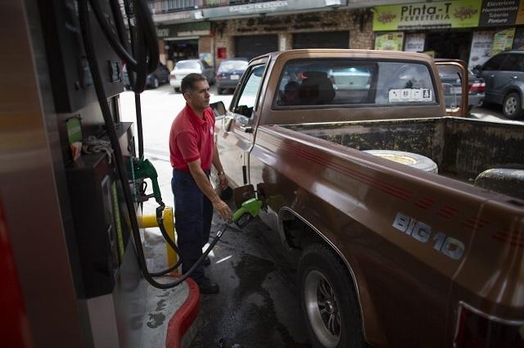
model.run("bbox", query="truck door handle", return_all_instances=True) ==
[240,125,253,133]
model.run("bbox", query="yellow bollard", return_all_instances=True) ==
[162,207,177,268]
[138,207,177,269]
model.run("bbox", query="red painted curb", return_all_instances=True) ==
[165,277,200,348]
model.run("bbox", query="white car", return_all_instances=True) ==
[169,59,215,92]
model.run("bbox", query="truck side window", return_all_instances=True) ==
[375,62,435,105]
[233,64,265,117]
[274,60,435,107]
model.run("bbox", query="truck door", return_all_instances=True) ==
[215,58,268,187]
[435,59,469,117]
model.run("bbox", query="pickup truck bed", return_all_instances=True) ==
[286,117,523,193]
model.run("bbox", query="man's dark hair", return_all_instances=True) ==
[181,73,207,93]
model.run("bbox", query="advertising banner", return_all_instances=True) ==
[404,33,425,52]
[374,32,404,51]
[156,22,211,39]
[373,1,481,31]
[479,0,520,27]
[491,28,516,55]
[468,31,494,68]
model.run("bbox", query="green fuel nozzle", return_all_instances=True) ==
[133,158,163,205]
[232,198,263,228]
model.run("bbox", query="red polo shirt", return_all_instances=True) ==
[169,104,215,171]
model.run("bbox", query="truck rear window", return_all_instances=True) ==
[274,59,436,107]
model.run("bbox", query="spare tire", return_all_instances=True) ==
[363,150,438,173]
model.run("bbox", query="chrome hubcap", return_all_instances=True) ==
[304,270,341,348]
[505,97,517,115]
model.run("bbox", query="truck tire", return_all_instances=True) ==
[298,244,366,348]
[363,150,438,173]
[502,92,523,119]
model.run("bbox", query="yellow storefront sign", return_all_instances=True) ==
[373,0,481,31]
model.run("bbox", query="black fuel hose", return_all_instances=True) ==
[88,0,137,70]
[78,0,182,289]
[88,0,158,76]
[148,224,233,286]
[88,0,156,158]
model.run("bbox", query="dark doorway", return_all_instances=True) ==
[425,31,472,61]
[166,39,199,61]
[293,31,350,49]
[235,34,278,60]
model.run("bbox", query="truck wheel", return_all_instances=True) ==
[363,150,438,173]
[298,244,365,348]
[502,92,523,119]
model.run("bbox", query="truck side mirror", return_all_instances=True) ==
[210,101,226,117]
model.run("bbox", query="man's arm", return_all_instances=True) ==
[187,159,232,221]
[212,143,228,189]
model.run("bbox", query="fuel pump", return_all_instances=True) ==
[5,2,266,346]
[76,0,176,289]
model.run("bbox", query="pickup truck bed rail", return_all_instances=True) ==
[285,117,524,199]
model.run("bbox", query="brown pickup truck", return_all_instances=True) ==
[212,49,524,348]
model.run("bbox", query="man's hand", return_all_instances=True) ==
[213,199,233,222]
[187,160,233,221]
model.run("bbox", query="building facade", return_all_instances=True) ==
[149,0,524,70]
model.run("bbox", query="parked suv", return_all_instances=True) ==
[474,50,524,119]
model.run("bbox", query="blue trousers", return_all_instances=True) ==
[171,169,213,282]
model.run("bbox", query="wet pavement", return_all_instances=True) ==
[187,213,311,348]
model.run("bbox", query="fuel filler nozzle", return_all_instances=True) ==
[133,158,163,206]
[232,198,263,228]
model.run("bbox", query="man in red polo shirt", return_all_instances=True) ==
[169,73,232,294]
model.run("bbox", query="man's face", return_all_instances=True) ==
[185,80,210,111]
